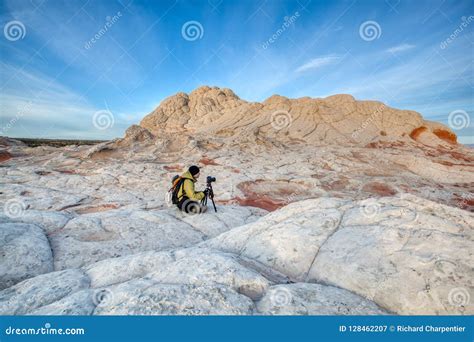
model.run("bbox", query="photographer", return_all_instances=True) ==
[175,165,208,214]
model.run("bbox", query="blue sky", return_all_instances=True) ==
[0,0,473,143]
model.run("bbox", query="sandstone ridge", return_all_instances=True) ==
[136,86,456,147]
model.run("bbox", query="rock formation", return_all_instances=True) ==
[0,86,472,315]
[138,86,456,147]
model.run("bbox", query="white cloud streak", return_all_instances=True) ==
[295,55,341,73]
[0,64,129,139]
[386,44,416,54]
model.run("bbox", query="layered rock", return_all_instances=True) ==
[1,195,471,315]
[138,86,456,147]
[0,87,472,317]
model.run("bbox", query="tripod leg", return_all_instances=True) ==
[205,184,217,212]
[210,192,217,212]
[211,197,217,212]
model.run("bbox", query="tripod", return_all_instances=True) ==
[201,181,217,212]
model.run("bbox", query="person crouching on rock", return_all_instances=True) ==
[176,165,208,214]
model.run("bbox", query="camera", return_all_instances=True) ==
[202,176,217,212]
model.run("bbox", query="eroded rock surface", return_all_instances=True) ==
[256,283,387,315]
[0,269,90,315]
[0,87,472,316]
[0,222,53,290]
[139,86,441,147]
[1,195,471,315]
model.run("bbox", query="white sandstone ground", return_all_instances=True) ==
[0,87,473,315]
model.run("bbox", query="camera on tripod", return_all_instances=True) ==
[202,176,217,212]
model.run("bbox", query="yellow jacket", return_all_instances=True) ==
[177,171,205,202]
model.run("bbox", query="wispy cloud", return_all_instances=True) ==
[386,44,416,54]
[0,64,131,139]
[0,0,472,141]
[295,55,341,73]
